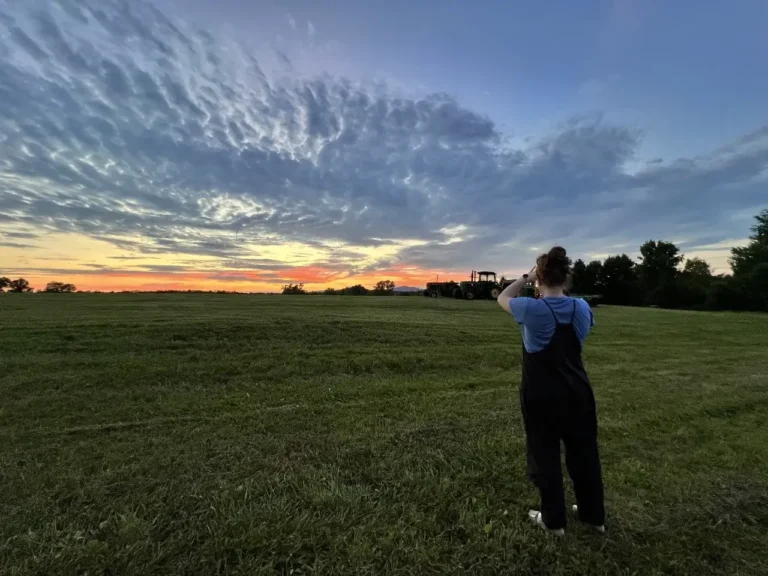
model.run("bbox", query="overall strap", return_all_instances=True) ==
[541,298,559,324]
[570,299,577,324]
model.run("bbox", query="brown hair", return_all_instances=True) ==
[536,246,570,287]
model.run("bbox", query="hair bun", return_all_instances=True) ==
[547,246,567,263]
[537,246,569,287]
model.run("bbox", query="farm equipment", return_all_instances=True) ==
[426,270,538,300]
[425,268,602,305]
[424,280,461,298]
[457,270,503,300]
[569,293,602,307]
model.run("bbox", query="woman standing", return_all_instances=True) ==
[497,247,605,536]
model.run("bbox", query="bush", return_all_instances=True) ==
[342,284,369,296]
[372,280,395,295]
[8,278,33,293]
[282,283,306,295]
[44,282,77,293]
[706,278,748,311]
[749,263,768,311]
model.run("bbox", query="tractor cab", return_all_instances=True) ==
[475,271,497,284]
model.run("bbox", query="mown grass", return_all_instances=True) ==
[1,294,767,575]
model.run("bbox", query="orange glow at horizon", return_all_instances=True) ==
[7,229,738,293]
[15,266,457,293]
[1,231,473,293]
[2,232,473,292]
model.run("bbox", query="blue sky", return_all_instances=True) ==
[166,0,768,158]
[1,0,767,289]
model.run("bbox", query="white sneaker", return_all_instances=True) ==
[528,510,565,537]
[572,505,606,533]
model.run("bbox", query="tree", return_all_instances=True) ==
[706,276,749,311]
[584,261,604,294]
[683,257,712,279]
[676,257,714,309]
[601,255,640,305]
[373,280,395,295]
[281,283,306,295]
[8,278,33,293]
[750,262,768,311]
[323,287,338,295]
[570,259,587,293]
[569,259,605,295]
[730,209,768,278]
[342,284,369,296]
[0,277,10,292]
[638,240,683,305]
[44,281,77,293]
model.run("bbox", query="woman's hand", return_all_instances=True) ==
[528,265,538,281]
[497,266,537,312]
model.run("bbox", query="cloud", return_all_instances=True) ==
[0,0,766,283]
[0,241,39,249]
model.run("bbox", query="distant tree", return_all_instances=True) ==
[570,259,604,295]
[638,240,683,306]
[683,257,713,279]
[0,277,10,292]
[676,257,714,309]
[584,260,604,294]
[750,262,768,311]
[44,281,77,293]
[706,276,749,311]
[342,284,369,296]
[730,209,768,278]
[639,240,683,282]
[373,280,395,295]
[570,259,587,293]
[323,287,338,295]
[8,278,33,293]
[601,255,640,305]
[281,283,306,295]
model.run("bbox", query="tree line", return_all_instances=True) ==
[4,209,766,309]
[0,278,77,293]
[570,209,768,311]
[282,280,399,296]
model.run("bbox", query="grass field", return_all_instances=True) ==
[1,295,767,575]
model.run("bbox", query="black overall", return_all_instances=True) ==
[520,299,605,530]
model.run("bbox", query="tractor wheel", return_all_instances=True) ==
[430,290,438,298]
[453,288,463,299]
[490,287,501,299]
[465,290,476,301]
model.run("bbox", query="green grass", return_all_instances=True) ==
[1,294,767,575]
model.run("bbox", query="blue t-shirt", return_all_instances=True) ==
[509,296,595,353]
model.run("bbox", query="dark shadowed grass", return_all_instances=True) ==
[1,294,767,575]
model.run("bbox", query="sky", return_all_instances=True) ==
[1,0,767,292]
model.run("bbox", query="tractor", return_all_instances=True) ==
[456,270,503,300]
[424,280,460,298]
[501,277,537,298]
[426,270,539,300]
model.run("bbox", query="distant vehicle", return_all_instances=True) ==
[426,269,600,305]
[503,277,602,306]
[426,270,534,300]
[424,280,460,298]
[569,293,602,307]
[457,270,502,300]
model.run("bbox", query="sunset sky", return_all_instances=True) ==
[2,0,767,292]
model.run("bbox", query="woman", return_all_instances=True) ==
[497,246,605,536]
